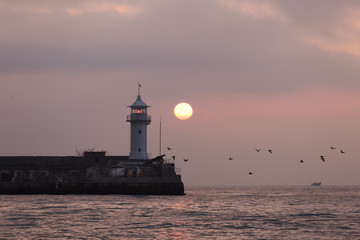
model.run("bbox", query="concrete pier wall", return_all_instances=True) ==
[0,152,185,195]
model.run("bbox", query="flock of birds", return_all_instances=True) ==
[227,146,346,175]
[166,147,189,162]
[165,145,346,175]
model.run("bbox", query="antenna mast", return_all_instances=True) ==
[159,116,162,156]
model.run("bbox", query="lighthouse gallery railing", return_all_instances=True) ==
[126,115,151,121]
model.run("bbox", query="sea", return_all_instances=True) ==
[0,186,359,239]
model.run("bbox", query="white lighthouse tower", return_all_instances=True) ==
[127,86,151,160]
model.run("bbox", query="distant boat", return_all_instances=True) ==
[311,182,321,186]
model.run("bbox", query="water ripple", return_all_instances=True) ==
[0,186,359,239]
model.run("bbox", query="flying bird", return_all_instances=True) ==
[331,146,335,149]
[228,157,233,160]
[172,156,176,160]
[255,148,261,152]
[268,150,272,153]
[248,171,253,175]
[167,147,172,150]
[340,150,345,154]
[320,156,325,162]
[300,160,304,163]
[183,159,189,162]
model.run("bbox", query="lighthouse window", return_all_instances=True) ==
[138,148,141,152]
[132,109,147,114]
[139,130,141,134]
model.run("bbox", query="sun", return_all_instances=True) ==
[174,102,193,120]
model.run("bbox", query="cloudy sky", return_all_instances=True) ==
[1,0,360,186]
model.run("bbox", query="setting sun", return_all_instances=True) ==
[174,102,193,120]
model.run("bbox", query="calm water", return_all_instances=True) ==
[0,186,359,239]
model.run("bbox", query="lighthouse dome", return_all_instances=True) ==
[129,95,150,109]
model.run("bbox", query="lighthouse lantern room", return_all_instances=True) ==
[127,88,151,160]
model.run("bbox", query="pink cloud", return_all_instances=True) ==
[0,2,141,17]
[0,3,53,14]
[298,32,360,58]
[66,3,141,16]
[218,0,288,23]
[65,9,82,16]
[197,88,360,121]
[114,5,140,15]
[297,7,360,58]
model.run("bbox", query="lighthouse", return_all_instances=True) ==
[127,87,151,160]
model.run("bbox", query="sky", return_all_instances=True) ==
[1,0,360,186]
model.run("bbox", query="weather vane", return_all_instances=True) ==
[138,83,142,95]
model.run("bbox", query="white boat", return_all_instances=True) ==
[311,182,321,186]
